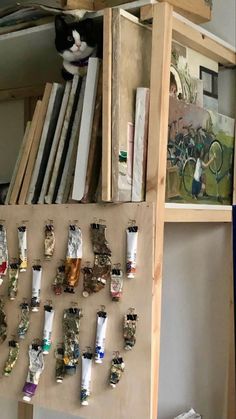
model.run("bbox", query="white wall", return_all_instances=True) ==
[202,0,236,47]
[0,100,24,183]
[159,223,231,419]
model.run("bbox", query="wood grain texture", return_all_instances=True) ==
[94,0,134,10]
[18,401,33,419]
[140,5,236,66]
[145,3,173,419]
[5,122,31,205]
[0,202,153,419]
[9,100,42,205]
[164,206,232,222]
[65,0,94,10]
[18,83,53,205]
[111,9,151,202]
[0,85,44,102]
[158,0,211,23]
[102,7,112,202]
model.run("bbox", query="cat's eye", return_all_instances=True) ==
[67,35,73,42]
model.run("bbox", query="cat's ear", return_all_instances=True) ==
[55,15,67,33]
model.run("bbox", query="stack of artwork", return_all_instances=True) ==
[5,58,102,205]
[166,42,235,206]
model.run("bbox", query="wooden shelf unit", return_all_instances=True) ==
[0,2,234,419]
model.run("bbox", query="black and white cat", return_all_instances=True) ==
[55,15,102,80]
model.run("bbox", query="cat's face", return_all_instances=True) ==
[55,16,96,61]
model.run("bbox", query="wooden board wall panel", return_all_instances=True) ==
[18,84,53,205]
[9,101,42,205]
[145,2,173,418]
[102,8,112,202]
[112,9,151,202]
[0,202,153,419]
[18,401,33,419]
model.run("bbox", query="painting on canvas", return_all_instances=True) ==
[166,97,234,205]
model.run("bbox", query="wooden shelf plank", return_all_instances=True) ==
[157,0,211,24]
[140,5,236,66]
[164,205,232,222]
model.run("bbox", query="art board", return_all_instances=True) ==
[166,96,235,205]
[0,203,153,419]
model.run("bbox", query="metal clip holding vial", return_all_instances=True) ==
[81,347,93,406]
[94,306,108,364]
[123,308,138,350]
[110,264,123,301]
[52,264,66,296]
[0,298,7,345]
[22,339,44,402]
[31,263,42,312]
[109,351,125,388]
[18,299,30,339]
[3,338,20,376]
[0,223,8,284]
[18,225,27,272]
[63,305,83,375]
[55,343,65,384]
[44,221,55,260]
[126,221,138,279]
[42,302,55,354]
[8,261,19,300]
[64,224,82,293]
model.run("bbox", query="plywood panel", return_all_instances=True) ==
[0,202,153,419]
[112,9,151,202]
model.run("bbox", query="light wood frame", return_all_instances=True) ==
[2,2,235,418]
[143,3,236,418]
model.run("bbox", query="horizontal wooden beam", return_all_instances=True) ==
[0,85,45,102]
[65,0,94,10]
[158,0,211,24]
[164,206,232,222]
[140,5,236,66]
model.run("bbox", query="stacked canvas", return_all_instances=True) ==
[5,58,102,205]
[111,87,150,203]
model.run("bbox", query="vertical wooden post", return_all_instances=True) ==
[146,2,173,419]
[18,401,33,419]
[102,8,112,202]
[227,117,236,418]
